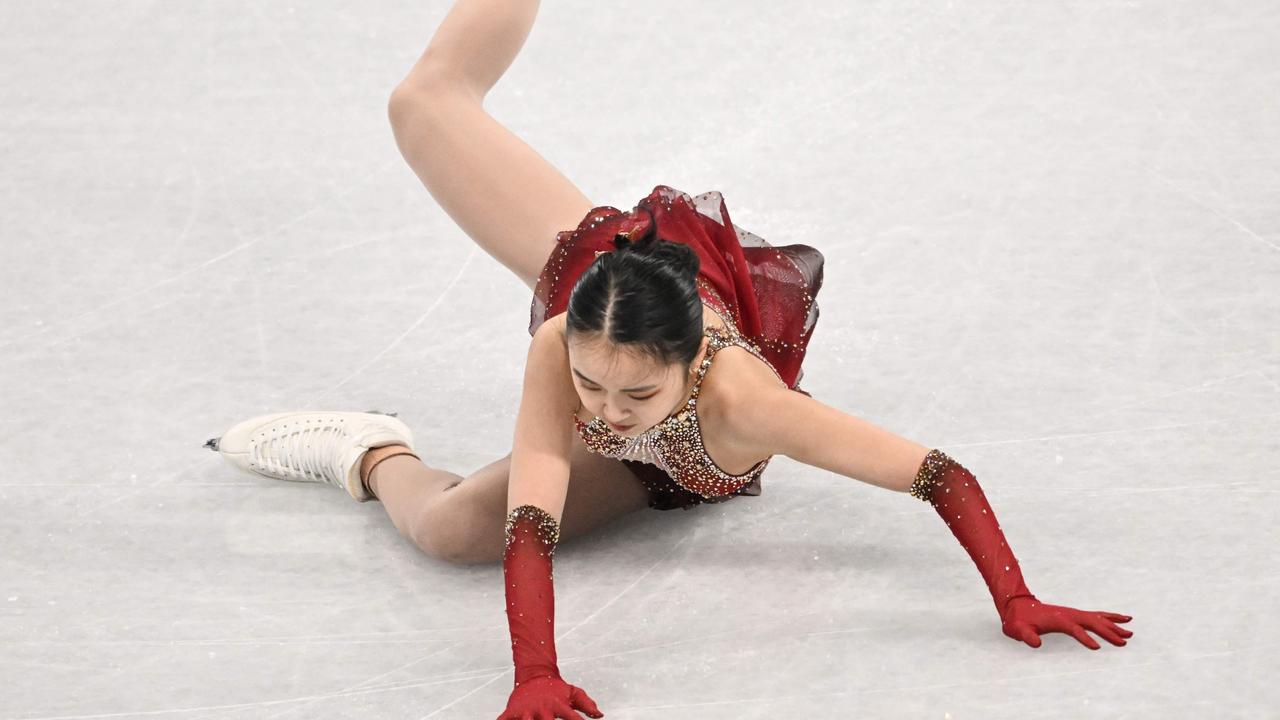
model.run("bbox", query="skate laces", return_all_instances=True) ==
[251,422,347,486]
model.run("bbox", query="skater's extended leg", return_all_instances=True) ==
[388,0,595,292]
[362,447,464,546]
[365,441,651,565]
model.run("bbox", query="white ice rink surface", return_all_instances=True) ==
[2,1,1277,718]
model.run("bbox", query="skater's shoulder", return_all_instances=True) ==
[522,315,580,429]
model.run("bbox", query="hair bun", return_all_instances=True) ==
[608,206,699,277]
[651,240,700,277]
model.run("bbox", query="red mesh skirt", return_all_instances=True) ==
[530,184,825,511]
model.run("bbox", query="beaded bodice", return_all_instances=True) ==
[571,304,784,500]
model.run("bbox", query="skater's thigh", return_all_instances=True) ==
[388,79,597,293]
[425,438,651,565]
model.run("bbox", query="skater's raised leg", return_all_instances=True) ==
[388,0,595,292]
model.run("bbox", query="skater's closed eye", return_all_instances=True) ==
[582,385,658,401]
[571,366,659,394]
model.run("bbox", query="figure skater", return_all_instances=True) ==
[205,1,1134,717]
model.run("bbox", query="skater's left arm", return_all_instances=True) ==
[730,386,1136,650]
[728,385,932,493]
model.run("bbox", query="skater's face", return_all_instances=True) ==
[568,336,708,435]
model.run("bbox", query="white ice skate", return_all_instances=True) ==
[204,410,415,502]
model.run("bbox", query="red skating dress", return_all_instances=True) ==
[528,184,825,510]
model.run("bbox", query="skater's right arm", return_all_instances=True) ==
[496,319,604,720]
[509,318,576,526]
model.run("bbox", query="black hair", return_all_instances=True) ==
[564,206,703,371]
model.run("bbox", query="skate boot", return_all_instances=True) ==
[204,410,416,502]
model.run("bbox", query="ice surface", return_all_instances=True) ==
[1,1,1276,717]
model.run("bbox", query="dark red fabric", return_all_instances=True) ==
[920,456,1038,619]
[529,184,825,391]
[623,458,760,512]
[917,452,1136,649]
[501,505,604,718]
[530,185,825,511]
[503,507,561,686]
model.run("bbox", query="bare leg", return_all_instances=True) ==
[388,0,596,292]
[365,452,462,547]
[365,443,651,565]
[375,0,655,564]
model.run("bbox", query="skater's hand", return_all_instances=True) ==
[497,675,604,720]
[1001,596,1134,650]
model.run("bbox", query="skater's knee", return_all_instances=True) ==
[388,70,473,130]
[387,84,434,134]
[410,509,500,566]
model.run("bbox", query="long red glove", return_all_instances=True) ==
[499,504,605,720]
[909,450,1134,649]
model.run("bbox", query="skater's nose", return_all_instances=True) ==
[601,407,635,426]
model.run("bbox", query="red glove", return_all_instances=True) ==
[499,504,605,720]
[909,450,1134,649]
